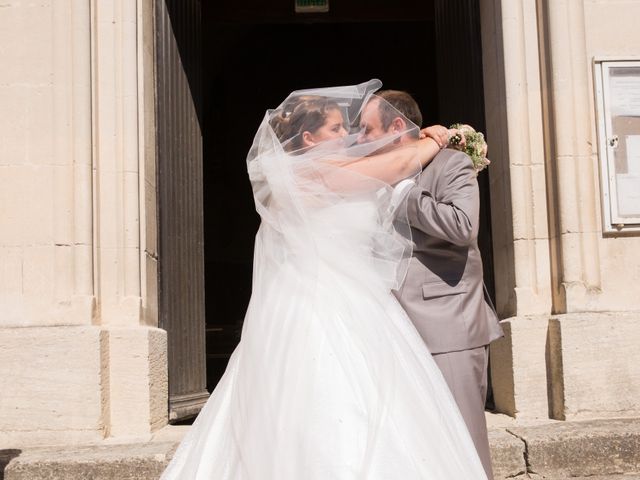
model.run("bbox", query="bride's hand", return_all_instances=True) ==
[419,125,449,148]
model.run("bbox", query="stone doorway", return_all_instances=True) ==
[154,0,494,411]
[200,0,494,390]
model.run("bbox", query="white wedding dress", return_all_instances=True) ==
[161,80,487,479]
[161,200,487,479]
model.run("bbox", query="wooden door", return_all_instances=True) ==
[155,0,208,421]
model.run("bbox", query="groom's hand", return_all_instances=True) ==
[419,125,449,149]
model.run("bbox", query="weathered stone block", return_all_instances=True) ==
[549,313,640,420]
[0,326,107,448]
[106,326,168,437]
[490,316,550,419]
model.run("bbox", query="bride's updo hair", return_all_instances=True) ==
[270,95,341,152]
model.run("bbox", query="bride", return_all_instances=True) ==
[161,80,487,479]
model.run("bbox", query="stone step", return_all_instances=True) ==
[570,476,640,479]
[513,475,640,480]
[1,442,174,480]
[514,477,640,479]
[2,418,639,479]
[490,418,640,479]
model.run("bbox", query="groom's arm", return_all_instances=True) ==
[405,151,479,246]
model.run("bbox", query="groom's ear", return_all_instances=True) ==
[390,116,407,133]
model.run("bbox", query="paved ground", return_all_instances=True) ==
[487,415,640,479]
[1,414,639,479]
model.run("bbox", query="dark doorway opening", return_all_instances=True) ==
[200,2,494,391]
[202,23,439,392]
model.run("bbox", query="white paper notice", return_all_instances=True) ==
[610,73,640,117]
[626,135,640,175]
[616,174,640,217]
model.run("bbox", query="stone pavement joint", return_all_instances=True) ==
[507,428,530,476]
[489,428,527,478]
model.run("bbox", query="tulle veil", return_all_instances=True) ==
[160,79,487,479]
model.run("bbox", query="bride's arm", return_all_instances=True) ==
[339,136,442,184]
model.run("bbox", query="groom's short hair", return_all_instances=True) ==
[376,90,423,138]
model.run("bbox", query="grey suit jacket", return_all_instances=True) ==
[394,148,503,354]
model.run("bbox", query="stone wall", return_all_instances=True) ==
[481,0,640,419]
[0,0,167,446]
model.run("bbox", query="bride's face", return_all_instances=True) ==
[302,109,348,148]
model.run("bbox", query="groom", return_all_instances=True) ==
[359,91,503,479]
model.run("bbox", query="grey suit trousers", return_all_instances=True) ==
[432,346,493,480]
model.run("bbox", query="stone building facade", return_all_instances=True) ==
[0,0,638,446]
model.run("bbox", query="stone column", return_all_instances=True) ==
[538,0,640,420]
[53,0,95,324]
[0,0,106,446]
[91,0,166,437]
[482,0,640,420]
[480,0,553,418]
[0,0,166,446]
[541,0,601,313]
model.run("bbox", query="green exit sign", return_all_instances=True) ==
[295,0,329,13]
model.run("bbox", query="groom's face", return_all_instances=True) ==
[358,98,392,145]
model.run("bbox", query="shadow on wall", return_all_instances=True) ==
[0,449,21,480]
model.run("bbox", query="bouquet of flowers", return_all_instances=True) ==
[447,123,490,175]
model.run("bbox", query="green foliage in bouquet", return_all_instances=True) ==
[447,123,490,175]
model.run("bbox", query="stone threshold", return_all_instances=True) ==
[1,418,639,479]
[489,417,640,479]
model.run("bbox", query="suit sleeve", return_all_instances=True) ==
[405,151,479,246]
